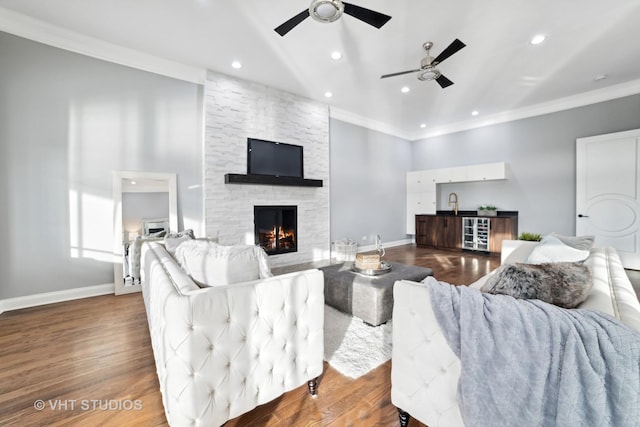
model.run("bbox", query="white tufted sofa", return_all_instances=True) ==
[391,239,640,427]
[140,241,325,426]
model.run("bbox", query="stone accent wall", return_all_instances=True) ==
[204,71,330,267]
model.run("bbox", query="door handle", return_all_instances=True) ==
[577,214,589,218]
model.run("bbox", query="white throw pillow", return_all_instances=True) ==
[174,240,272,287]
[526,235,590,264]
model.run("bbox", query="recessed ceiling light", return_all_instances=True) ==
[471,110,479,116]
[530,34,546,45]
[420,123,427,128]
[324,91,333,98]
[401,86,410,93]
[331,51,342,60]
[231,61,242,69]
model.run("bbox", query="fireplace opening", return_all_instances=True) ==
[254,206,297,255]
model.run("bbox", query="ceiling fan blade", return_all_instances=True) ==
[274,9,310,36]
[436,74,454,88]
[432,39,466,65]
[380,69,421,79]
[343,2,392,29]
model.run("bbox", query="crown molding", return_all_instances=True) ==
[0,6,206,84]
[333,78,640,141]
[411,79,640,140]
[329,107,414,140]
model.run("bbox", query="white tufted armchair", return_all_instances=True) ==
[140,242,325,426]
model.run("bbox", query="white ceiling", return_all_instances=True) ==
[2,0,640,140]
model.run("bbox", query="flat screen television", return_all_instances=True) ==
[247,138,303,178]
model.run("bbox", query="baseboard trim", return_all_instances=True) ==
[357,238,413,254]
[0,283,115,315]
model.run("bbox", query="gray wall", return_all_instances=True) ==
[330,119,412,246]
[412,94,640,236]
[0,31,203,299]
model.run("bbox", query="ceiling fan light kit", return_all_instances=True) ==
[310,0,343,22]
[418,67,441,81]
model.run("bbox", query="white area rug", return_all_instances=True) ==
[323,305,393,379]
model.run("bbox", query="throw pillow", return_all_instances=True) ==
[526,235,590,264]
[164,229,195,254]
[481,262,593,308]
[174,240,272,287]
[549,232,595,251]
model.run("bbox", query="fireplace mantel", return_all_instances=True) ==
[225,174,323,187]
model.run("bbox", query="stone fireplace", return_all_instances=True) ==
[254,206,297,255]
[203,71,330,267]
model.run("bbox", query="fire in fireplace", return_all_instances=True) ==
[254,206,297,255]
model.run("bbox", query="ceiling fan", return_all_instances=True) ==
[381,39,466,88]
[275,0,391,37]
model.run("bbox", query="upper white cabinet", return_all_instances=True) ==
[466,162,506,181]
[449,166,468,183]
[434,166,468,183]
[433,162,506,184]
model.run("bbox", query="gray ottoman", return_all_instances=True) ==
[319,262,433,326]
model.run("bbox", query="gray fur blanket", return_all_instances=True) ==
[427,278,640,427]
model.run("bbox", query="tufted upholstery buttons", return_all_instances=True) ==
[139,242,325,427]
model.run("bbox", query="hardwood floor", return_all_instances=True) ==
[0,245,499,427]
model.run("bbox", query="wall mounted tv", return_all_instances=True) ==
[247,138,303,178]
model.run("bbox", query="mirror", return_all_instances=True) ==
[112,171,178,295]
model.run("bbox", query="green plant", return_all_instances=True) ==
[478,205,497,211]
[518,232,542,241]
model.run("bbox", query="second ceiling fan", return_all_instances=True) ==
[381,39,466,88]
[275,0,391,36]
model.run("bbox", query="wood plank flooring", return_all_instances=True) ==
[0,245,500,427]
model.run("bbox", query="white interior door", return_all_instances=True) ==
[576,129,640,269]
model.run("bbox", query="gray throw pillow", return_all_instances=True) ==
[481,262,593,309]
[549,232,595,251]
